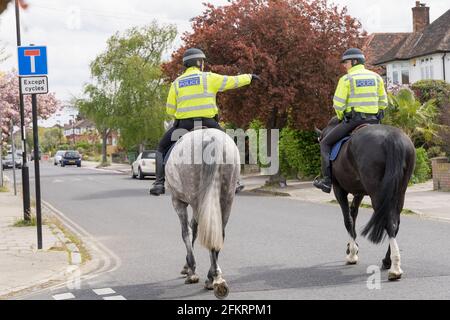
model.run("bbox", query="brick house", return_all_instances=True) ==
[63,119,97,144]
[63,119,120,155]
[364,2,450,85]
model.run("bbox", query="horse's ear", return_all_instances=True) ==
[314,127,322,136]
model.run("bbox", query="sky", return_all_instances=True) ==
[0,0,449,126]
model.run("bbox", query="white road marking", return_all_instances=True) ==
[52,293,75,300]
[103,295,126,300]
[93,288,116,296]
[52,179,64,183]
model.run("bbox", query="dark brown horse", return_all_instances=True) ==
[317,117,415,281]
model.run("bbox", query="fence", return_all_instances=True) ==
[431,157,450,191]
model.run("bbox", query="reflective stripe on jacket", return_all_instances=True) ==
[332,65,388,120]
[166,67,252,119]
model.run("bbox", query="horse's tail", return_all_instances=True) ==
[197,138,224,251]
[361,133,407,244]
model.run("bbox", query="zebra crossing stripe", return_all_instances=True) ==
[103,295,126,300]
[93,288,116,296]
[52,293,75,300]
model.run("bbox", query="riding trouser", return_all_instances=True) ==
[320,114,380,179]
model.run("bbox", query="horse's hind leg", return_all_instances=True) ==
[334,184,359,265]
[172,198,199,284]
[387,214,402,280]
[384,192,404,279]
[205,250,229,299]
[181,218,198,276]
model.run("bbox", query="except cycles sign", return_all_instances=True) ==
[20,76,48,94]
[17,45,49,95]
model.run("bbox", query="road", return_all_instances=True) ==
[6,162,450,300]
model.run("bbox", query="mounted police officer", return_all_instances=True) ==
[150,48,261,196]
[313,48,388,193]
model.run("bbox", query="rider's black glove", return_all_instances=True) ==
[377,110,385,121]
[251,74,261,82]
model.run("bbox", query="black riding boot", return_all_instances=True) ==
[149,151,165,196]
[313,151,332,194]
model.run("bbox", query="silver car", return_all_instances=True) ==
[2,154,22,169]
[54,150,66,166]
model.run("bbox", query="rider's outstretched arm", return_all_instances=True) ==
[208,73,252,93]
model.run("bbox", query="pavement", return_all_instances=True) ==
[242,176,450,222]
[81,160,131,174]
[6,162,449,300]
[0,178,70,299]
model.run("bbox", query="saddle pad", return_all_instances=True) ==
[330,136,351,161]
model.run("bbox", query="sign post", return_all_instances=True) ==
[17,44,48,250]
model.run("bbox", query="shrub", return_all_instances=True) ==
[411,147,431,184]
[412,80,450,156]
[279,128,321,179]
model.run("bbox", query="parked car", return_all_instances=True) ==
[131,150,156,179]
[54,150,66,166]
[61,150,81,167]
[2,154,22,169]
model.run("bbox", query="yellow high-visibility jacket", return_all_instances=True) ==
[333,65,388,120]
[166,67,252,119]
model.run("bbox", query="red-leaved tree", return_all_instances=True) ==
[0,71,59,143]
[162,0,366,130]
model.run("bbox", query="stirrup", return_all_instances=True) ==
[313,176,332,194]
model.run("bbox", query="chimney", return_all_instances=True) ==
[412,1,430,32]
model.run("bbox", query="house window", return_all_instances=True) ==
[401,69,410,84]
[393,71,399,84]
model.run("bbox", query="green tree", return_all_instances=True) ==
[385,88,439,147]
[90,22,177,152]
[40,127,63,154]
[76,85,116,164]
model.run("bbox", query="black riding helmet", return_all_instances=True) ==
[183,48,206,68]
[341,48,366,65]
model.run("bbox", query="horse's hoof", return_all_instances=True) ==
[346,255,358,265]
[346,259,358,265]
[213,281,229,299]
[185,274,199,284]
[204,279,214,290]
[388,272,402,281]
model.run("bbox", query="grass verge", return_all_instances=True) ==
[0,185,9,192]
[46,216,91,264]
[13,217,37,227]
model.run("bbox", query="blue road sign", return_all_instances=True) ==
[17,46,48,76]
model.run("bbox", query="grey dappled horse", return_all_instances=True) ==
[317,117,415,281]
[165,128,240,299]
